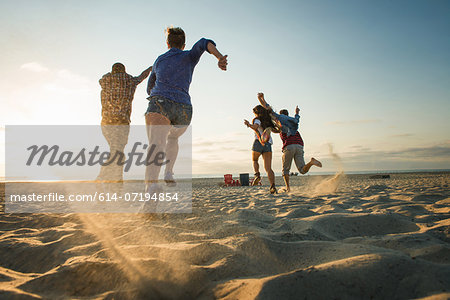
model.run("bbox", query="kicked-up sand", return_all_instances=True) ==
[0,172,449,299]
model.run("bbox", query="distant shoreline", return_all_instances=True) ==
[2,169,449,182]
[191,169,450,179]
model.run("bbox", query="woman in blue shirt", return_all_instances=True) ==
[144,27,228,199]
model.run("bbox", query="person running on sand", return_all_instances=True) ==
[278,107,322,192]
[244,105,278,194]
[145,26,227,196]
[97,63,151,182]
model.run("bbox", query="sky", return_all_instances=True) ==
[1,0,449,177]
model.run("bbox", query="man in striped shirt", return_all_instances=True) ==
[279,107,322,192]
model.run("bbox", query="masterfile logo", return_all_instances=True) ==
[6,125,192,181]
[26,142,169,171]
[4,125,193,213]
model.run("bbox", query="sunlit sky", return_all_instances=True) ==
[1,0,449,177]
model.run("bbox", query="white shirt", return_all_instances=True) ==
[253,119,273,144]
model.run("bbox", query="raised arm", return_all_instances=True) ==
[257,93,271,111]
[294,105,300,122]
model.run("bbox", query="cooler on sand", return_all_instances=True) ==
[239,173,249,186]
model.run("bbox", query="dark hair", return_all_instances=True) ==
[252,105,274,130]
[166,27,185,49]
[111,63,125,74]
[279,109,289,116]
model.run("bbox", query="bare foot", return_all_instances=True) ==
[311,158,322,168]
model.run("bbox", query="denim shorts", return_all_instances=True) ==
[252,139,272,153]
[146,96,193,126]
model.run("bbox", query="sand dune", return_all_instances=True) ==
[0,172,449,299]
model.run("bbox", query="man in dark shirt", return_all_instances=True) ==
[279,107,322,192]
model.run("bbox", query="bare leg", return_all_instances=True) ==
[164,135,178,177]
[300,157,322,174]
[251,151,262,185]
[262,152,276,193]
[252,151,261,174]
[145,113,171,185]
[164,126,188,183]
[281,174,290,192]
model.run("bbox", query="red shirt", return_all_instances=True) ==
[280,131,304,149]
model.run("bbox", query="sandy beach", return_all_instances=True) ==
[0,172,449,299]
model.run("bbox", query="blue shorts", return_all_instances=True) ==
[252,139,272,153]
[146,96,193,126]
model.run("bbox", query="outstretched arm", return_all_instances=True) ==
[207,42,228,71]
[135,66,152,84]
[244,119,259,131]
